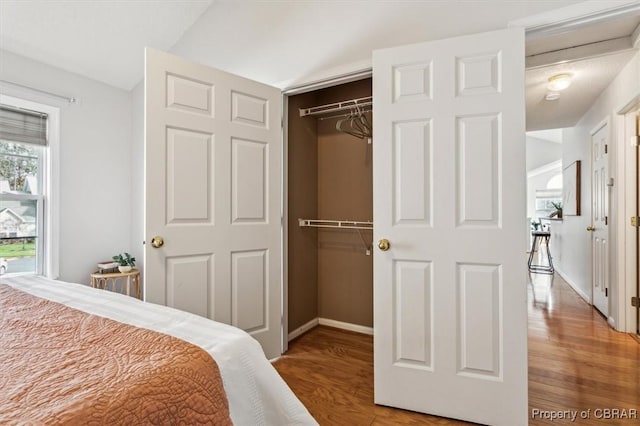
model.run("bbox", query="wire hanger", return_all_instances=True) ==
[336,105,372,140]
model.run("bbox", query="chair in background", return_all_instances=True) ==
[528,229,554,274]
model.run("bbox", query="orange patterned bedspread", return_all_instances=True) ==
[0,284,232,425]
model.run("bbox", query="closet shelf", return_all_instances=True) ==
[299,96,372,118]
[298,218,373,230]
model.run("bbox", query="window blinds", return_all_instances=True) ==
[0,104,48,146]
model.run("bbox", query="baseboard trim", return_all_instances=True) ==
[287,318,319,342]
[318,318,374,335]
[607,316,616,329]
[555,267,591,303]
[288,317,374,341]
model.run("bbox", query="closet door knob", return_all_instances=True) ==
[586,226,595,232]
[151,236,164,248]
[378,239,391,251]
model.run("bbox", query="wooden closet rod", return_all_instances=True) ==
[299,96,372,118]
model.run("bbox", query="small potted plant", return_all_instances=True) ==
[549,201,563,219]
[112,252,136,273]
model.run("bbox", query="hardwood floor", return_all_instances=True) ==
[527,272,640,425]
[274,325,464,425]
[273,273,640,425]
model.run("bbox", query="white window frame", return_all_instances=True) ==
[0,94,59,279]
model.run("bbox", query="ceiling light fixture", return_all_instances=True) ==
[547,73,572,91]
[545,92,561,101]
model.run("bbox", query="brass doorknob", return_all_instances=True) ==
[378,239,391,251]
[151,236,164,248]
[586,226,595,232]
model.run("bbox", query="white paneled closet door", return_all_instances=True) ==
[372,28,528,425]
[144,48,282,359]
[591,121,609,316]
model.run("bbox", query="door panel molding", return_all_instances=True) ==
[373,28,527,425]
[145,48,282,359]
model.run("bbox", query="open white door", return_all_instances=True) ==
[591,121,609,316]
[373,28,527,425]
[144,48,282,359]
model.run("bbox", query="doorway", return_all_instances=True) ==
[619,104,640,333]
[283,25,529,425]
[591,119,610,317]
[523,5,640,327]
[636,109,640,334]
[285,78,374,344]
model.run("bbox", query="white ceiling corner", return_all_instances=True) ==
[0,0,213,90]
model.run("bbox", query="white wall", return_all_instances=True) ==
[526,136,561,171]
[556,50,640,328]
[0,50,133,285]
[130,82,144,285]
[556,124,592,301]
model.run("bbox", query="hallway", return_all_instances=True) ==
[274,273,640,424]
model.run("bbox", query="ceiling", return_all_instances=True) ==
[525,49,638,131]
[0,0,213,90]
[0,0,638,132]
[525,7,640,131]
[525,12,640,56]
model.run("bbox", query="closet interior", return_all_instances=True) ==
[287,78,373,337]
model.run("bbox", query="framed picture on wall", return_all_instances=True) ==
[562,160,581,216]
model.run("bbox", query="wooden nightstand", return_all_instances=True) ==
[90,269,141,299]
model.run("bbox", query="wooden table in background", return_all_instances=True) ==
[90,269,141,299]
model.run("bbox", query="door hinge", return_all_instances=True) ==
[605,216,608,225]
[605,288,608,297]
[607,177,614,187]
[632,216,639,227]
[604,144,608,154]
[632,296,639,307]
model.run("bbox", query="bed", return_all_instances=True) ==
[1,274,317,425]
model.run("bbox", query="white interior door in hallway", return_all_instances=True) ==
[373,27,528,425]
[591,120,609,316]
[144,48,282,359]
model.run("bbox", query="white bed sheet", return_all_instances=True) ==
[2,275,317,426]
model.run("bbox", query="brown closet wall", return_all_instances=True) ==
[287,91,319,332]
[288,78,373,332]
[316,79,373,327]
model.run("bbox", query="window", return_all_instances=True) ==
[534,188,562,219]
[0,99,57,277]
